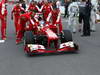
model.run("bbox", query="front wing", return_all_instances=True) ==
[24,41,78,55]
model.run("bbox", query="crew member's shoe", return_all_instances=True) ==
[16,39,22,44]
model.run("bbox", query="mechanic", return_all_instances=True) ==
[28,1,40,12]
[67,0,79,33]
[11,2,25,35]
[16,11,39,44]
[0,1,7,41]
[52,7,62,32]
[40,1,53,21]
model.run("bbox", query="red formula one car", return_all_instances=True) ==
[23,15,78,56]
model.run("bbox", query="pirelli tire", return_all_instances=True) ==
[24,31,35,44]
[61,30,73,43]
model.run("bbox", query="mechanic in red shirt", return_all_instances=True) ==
[52,7,62,32]
[11,2,25,35]
[16,11,39,44]
[40,1,53,21]
[0,1,7,40]
[28,1,40,12]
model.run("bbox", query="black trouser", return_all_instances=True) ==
[79,13,90,36]
[79,13,83,24]
[64,8,68,18]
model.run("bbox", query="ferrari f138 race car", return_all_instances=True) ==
[23,13,78,56]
